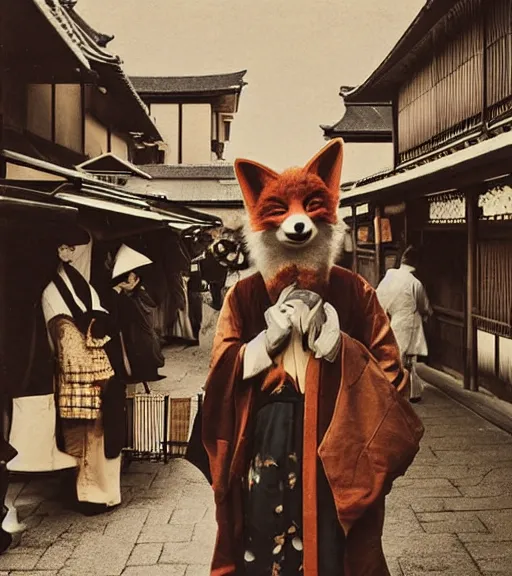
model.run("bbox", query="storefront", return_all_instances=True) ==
[0,153,220,538]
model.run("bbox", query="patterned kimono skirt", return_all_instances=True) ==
[242,377,345,575]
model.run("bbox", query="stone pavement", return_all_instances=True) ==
[2,309,512,574]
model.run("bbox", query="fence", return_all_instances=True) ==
[124,393,202,463]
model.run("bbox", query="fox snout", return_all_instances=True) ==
[276,214,318,246]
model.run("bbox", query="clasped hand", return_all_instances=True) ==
[264,284,341,362]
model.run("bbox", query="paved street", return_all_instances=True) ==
[2,307,512,575]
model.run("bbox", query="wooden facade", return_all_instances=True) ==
[337,0,512,403]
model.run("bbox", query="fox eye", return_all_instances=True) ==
[262,201,288,217]
[305,197,324,212]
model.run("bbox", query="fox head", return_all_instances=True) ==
[235,138,344,300]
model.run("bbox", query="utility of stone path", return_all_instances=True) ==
[2,309,512,575]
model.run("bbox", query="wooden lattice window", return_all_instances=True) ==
[478,240,512,328]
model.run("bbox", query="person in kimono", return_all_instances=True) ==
[42,238,122,515]
[108,244,165,385]
[376,245,433,402]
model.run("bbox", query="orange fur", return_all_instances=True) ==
[234,139,344,299]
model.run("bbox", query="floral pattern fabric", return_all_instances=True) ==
[242,376,346,575]
[243,380,304,575]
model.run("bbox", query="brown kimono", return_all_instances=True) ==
[201,266,424,576]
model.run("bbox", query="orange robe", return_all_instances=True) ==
[198,267,424,576]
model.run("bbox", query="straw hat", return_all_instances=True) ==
[112,244,152,280]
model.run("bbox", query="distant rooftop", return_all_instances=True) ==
[130,71,247,96]
[28,0,161,140]
[138,164,236,180]
[321,103,392,142]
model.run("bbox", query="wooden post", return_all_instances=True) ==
[481,0,488,131]
[374,205,382,281]
[403,204,408,247]
[465,189,479,392]
[391,97,399,169]
[351,205,358,274]
[0,0,4,179]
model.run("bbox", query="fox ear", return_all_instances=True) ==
[234,159,278,208]
[304,138,344,195]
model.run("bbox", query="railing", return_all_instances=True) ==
[124,393,202,464]
[396,0,512,165]
[473,314,512,338]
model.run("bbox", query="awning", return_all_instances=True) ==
[54,192,166,221]
[0,193,78,217]
[340,130,512,206]
[0,184,88,242]
[55,192,199,231]
[1,150,222,232]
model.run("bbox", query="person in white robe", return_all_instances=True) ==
[376,245,433,402]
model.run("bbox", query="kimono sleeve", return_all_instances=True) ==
[354,276,407,391]
[201,286,247,576]
[202,285,245,502]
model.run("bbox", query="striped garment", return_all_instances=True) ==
[52,316,114,420]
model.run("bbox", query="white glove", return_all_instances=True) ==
[264,284,296,357]
[309,302,341,362]
[242,284,295,380]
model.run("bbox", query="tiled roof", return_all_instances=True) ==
[322,104,392,141]
[345,0,460,103]
[139,164,236,180]
[32,0,161,140]
[130,71,247,95]
[66,6,114,48]
[35,0,119,66]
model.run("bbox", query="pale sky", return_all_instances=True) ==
[79,0,424,180]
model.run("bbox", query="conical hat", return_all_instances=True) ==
[112,244,152,279]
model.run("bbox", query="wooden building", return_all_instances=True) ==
[131,71,247,165]
[329,0,512,402]
[127,72,248,231]
[0,0,222,537]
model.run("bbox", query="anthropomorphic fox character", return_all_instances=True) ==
[236,138,344,302]
[188,138,424,576]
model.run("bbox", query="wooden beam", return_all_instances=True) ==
[80,83,86,155]
[351,205,358,274]
[391,95,399,169]
[403,203,409,246]
[51,84,56,143]
[481,0,488,130]
[374,205,382,281]
[0,7,4,180]
[178,103,183,164]
[465,188,479,392]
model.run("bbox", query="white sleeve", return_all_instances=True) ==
[242,331,273,380]
[412,280,432,316]
[41,282,70,325]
